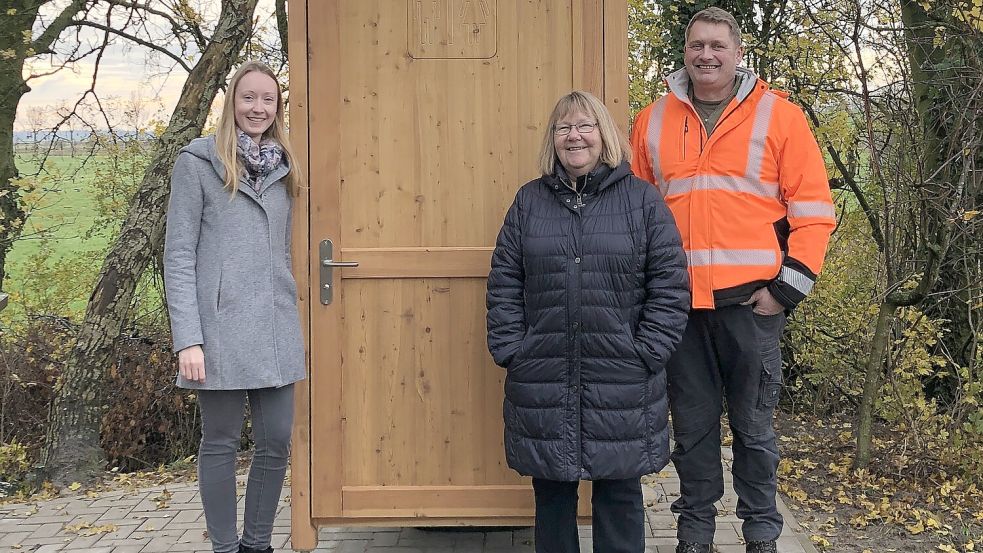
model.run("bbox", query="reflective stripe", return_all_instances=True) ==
[745,92,777,181]
[687,249,777,267]
[779,265,815,295]
[788,201,836,219]
[646,97,669,194]
[665,175,780,199]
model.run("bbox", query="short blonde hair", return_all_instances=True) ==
[215,60,302,195]
[538,91,631,176]
[685,7,742,46]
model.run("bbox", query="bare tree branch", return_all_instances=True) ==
[68,20,193,72]
[31,0,92,54]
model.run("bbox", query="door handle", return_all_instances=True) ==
[319,239,359,305]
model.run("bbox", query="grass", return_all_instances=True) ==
[3,153,119,321]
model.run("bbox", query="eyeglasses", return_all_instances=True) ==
[554,122,598,136]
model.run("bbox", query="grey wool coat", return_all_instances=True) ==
[163,136,305,390]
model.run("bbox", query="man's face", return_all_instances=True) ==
[684,20,744,99]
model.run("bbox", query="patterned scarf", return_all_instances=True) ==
[236,128,284,190]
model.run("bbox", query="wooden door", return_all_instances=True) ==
[295,0,628,529]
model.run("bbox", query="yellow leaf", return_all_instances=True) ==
[67,482,81,491]
[810,535,831,548]
[907,520,926,535]
[788,488,808,502]
[963,210,980,221]
[938,545,958,553]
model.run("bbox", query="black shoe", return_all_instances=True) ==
[238,546,273,553]
[676,542,713,553]
[746,540,778,553]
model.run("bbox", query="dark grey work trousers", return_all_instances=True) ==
[532,477,644,553]
[666,305,786,544]
[197,385,294,553]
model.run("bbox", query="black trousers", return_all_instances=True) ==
[667,304,786,544]
[532,477,644,553]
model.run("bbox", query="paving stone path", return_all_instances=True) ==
[0,452,818,552]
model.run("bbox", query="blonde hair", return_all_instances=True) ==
[215,60,302,195]
[685,7,743,47]
[538,91,631,176]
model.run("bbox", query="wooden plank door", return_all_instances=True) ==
[305,0,621,524]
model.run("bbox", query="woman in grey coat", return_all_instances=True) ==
[163,61,304,553]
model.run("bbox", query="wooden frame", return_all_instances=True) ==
[289,1,629,549]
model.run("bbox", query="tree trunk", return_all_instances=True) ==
[0,3,40,292]
[902,0,981,398]
[0,0,89,291]
[854,300,898,469]
[40,0,259,486]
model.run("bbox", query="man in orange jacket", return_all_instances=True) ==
[630,8,836,553]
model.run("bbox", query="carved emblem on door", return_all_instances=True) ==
[409,0,497,59]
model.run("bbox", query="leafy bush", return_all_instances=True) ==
[785,209,983,480]
[786,210,880,412]
[0,442,31,496]
[101,329,201,472]
[0,318,201,483]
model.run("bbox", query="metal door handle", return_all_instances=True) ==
[319,239,358,305]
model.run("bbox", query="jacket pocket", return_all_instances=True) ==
[678,117,690,161]
[508,329,532,371]
[215,264,223,311]
[754,313,785,409]
[622,322,652,377]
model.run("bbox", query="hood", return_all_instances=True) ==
[178,136,228,182]
[664,66,760,104]
[178,135,290,195]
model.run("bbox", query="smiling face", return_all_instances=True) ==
[684,20,744,102]
[233,71,279,143]
[553,109,602,179]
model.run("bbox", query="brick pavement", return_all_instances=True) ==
[0,451,818,552]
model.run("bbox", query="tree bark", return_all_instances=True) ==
[854,300,897,468]
[40,0,260,486]
[901,0,981,396]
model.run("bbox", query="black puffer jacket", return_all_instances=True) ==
[487,161,690,481]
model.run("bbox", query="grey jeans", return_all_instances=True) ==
[197,385,294,553]
[666,305,786,544]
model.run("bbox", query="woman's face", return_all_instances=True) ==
[553,109,602,178]
[234,71,279,143]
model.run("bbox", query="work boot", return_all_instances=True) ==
[676,542,713,553]
[746,540,778,553]
[238,546,273,553]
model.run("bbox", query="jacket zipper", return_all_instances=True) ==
[683,117,689,159]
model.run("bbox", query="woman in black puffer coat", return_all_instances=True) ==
[487,91,690,553]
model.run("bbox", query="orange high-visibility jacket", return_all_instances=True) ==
[631,67,836,310]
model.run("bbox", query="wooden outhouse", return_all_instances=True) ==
[286,1,628,548]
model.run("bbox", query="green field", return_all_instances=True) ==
[3,154,118,320]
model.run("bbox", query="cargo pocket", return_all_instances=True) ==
[757,340,783,410]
